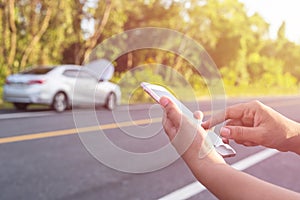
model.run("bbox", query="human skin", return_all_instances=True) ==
[160,97,300,200]
[201,100,300,155]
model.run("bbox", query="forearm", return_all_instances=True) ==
[284,121,300,155]
[185,150,300,200]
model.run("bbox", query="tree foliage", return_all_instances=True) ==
[1,0,300,99]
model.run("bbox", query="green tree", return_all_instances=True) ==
[1,0,300,104]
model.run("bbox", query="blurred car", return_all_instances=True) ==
[3,61,121,112]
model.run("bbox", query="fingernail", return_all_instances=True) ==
[160,97,169,107]
[221,127,231,137]
[201,121,207,127]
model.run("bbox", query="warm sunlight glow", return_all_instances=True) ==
[239,0,300,43]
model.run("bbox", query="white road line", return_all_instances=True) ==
[231,148,278,170]
[158,149,278,200]
[0,111,55,120]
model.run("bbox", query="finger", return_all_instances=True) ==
[160,96,182,128]
[242,141,258,147]
[163,117,177,139]
[220,126,262,144]
[201,109,227,129]
[161,99,178,139]
[162,112,168,129]
[202,103,248,129]
[222,137,229,144]
[160,96,170,108]
[193,111,204,121]
[226,119,243,126]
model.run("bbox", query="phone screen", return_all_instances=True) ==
[141,82,189,116]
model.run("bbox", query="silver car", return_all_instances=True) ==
[3,61,121,112]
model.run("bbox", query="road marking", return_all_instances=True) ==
[158,149,278,200]
[231,148,278,170]
[0,110,211,144]
[0,118,162,144]
[0,98,298,144]
[0,111,55,120]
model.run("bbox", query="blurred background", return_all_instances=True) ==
[1,0,300,107]
[1,1,300,200]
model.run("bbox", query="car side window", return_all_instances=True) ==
[63,69,96,80]
[77,71,93,79]
[63,70,79,78]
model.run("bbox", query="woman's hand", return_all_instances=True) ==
[160,96,225,166]
[201,100,300,153]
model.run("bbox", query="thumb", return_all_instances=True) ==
[159,96,181,127]
[220,126,259,144]
[193,111,204,121]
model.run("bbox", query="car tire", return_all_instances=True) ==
[52,92,68,112]
[105,93,116,110]
[14,103,29,110]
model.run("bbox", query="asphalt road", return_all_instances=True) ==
[1,96,300,200]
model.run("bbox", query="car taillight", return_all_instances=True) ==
[28,80,45,85]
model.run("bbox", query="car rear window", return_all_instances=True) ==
[22,67,54,75]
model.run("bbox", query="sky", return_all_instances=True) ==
[238,0,300,43]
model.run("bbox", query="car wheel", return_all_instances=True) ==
[106,93,116,110]
[14,103,29,110]
[52,92,68,112]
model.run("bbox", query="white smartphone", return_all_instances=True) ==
[141,82,236,158]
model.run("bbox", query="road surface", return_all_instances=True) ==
[0,96,300,200]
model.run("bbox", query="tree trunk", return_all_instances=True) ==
[0,2,5,74]
[20,8,52,70]
[127,52,133,69]
[72,1,84,65]
[7,0,17,73]
[83,0,112,62]
[30,0,39,35]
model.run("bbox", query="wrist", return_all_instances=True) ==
[288,122,300,154]
[185,149,227,185]
[185,148,226,174]
[281,121,300,154]
[200,149,226,167]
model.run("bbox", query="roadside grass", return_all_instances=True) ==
[120,85,209,105]
[0,87,9,109]
[223,85,299,97]
[0,101,49,110]
[121,86,300,104]
[0,102,13,109]
[0,86,10,109]
[120,84,299,105]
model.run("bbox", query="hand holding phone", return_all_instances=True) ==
[141,82,236,158]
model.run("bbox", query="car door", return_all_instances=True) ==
[64,69,97,105]
[94,81,111,105]
[75,71,98,105]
